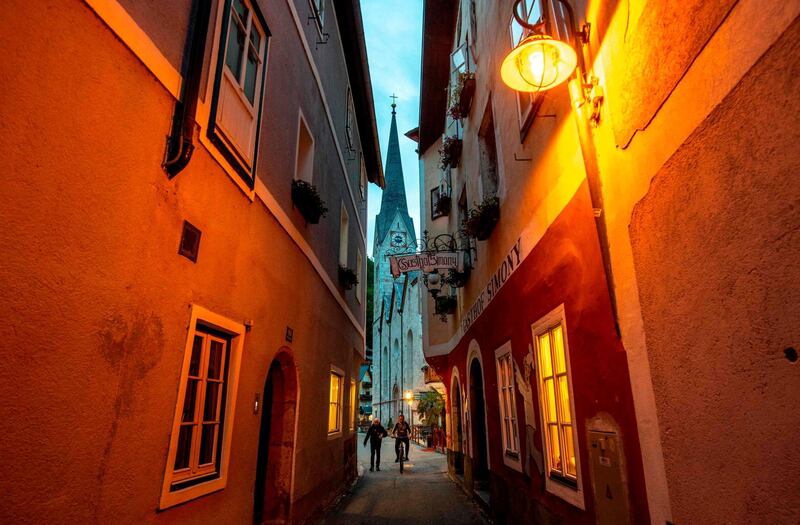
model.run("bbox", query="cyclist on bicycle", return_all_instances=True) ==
[392,414,411,462]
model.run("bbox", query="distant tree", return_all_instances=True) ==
[366,257,375,352]
[416,389,445,426]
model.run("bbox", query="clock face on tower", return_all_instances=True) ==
[391,231,406,247]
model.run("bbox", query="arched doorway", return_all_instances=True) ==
[451,375,464,476]
[254,351,297,525]
[469,357,489,490]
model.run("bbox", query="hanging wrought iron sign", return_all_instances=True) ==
[389,251,461,278]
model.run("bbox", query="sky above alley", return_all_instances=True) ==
[362,0,423,255]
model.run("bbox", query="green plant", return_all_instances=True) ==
[447,72,475,120]
[463,195,500,240]
[438,136,462,169]
[416,389,445,426]
[444,267,470,288]
[291,180,328,224]
[338,265,358,290]
[434,194,451,216]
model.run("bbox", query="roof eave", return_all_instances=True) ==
[335,0,385,188]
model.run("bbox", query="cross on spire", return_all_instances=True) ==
[390,93,398,113]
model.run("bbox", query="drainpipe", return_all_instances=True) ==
[558,0,621,337]
[163,0,212,177]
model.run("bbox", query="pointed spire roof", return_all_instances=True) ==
[374,101,416,247]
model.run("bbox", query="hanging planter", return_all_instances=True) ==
[447,72,476,120]
[457,72,476,117]
[434,294,457,316]
[291,180,328,224]
[463,195,500,241]
[338,265,358,290]
[434,194,451,216]
[439,136,463,170]
[444,267,470,288]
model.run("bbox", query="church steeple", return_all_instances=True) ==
[374,99,416,247]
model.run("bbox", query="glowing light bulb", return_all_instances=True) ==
[501,34,578,93]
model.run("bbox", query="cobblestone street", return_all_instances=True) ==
[316,438,489,525]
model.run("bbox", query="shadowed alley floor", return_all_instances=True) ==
[314,435,489,525]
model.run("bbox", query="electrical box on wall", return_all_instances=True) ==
[588,430,631,525]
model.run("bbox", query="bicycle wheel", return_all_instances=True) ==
[399,443,404,473]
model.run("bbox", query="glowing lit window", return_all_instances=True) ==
[328,369,343,434]
[349,379,357,431]
[536,321,577,484]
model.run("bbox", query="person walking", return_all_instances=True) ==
[392,414,411,462]
[363,418,388,472]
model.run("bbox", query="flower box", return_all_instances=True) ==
[463,195,500,241]
[338,265,358,290]
[291,180,328,224]
[434,194,451,217]
[447,72,475,120]
[444,267,470,288]
[439,136,462,170]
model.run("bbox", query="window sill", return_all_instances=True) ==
[159,475,225,510]
[544,473,584,509]
[502,449,523,473]
[327,430,343,440]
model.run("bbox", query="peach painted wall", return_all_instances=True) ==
[0,0,363,523]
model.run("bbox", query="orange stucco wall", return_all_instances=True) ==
[0,1,362,523]
[629,16,800,523]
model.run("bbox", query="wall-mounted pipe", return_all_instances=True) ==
[163,0,212,177]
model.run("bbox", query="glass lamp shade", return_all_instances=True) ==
[501,34,577,92]
[427,272,441,287]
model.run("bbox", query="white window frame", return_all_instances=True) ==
[328,365,344,438]
[345,87,356,152]
[495,342,522,472]
[197,0,270,197]
[359,154,367,200]
[160,305,246,509]
[509,0,543,136]
[531,304,584,509]
[294,110,315,183]
[309,0,325,35]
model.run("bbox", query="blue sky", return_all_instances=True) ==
[362,0,423,255]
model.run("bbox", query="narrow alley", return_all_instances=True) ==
[317,441,488,525]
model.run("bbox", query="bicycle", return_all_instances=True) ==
[397,438,405,474]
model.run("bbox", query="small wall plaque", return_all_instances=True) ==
[178,220,201,262]
[285,326,294,343]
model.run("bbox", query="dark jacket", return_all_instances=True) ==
[393,421,410,438]
[364,423,388,447]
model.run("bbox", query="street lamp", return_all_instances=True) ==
[404,390,414,429]
[501,0,589,93]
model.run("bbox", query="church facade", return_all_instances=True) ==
[371,104,424,426]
